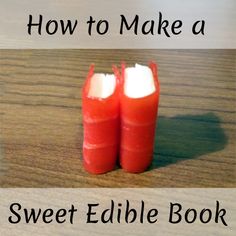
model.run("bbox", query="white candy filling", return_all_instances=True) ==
[124,64,155,98]
[88,73,116,99]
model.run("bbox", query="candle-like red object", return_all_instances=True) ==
[82,65,119,174]
[118,62,160,173]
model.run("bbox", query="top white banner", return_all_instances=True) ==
[0,0,235,48]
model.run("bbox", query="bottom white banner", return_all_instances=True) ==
[0,189,235,235]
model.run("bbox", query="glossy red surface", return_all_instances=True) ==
[82,65,120,174]
[119,62,160,173]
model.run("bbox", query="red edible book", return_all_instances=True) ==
[118,62,160,173]
[82,65,120,174]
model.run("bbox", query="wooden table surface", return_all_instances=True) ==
[0,49,235,187]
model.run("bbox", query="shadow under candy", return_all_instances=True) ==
[152,113,228,168]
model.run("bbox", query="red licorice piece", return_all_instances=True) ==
[118,62,160,173]
[82,65,119,174]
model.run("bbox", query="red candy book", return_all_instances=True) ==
[82,65,120,174]
[118,62,160,173]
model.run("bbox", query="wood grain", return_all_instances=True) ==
[0,49,235,187]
